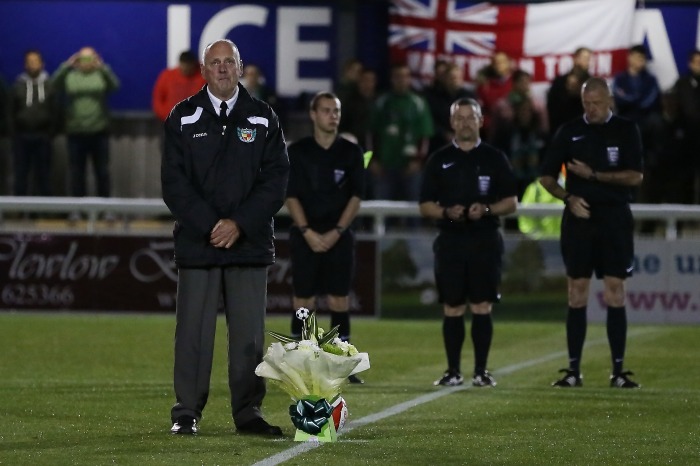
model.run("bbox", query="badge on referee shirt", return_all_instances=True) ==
[607,146,620,166]
[478,176,491,195]
[334,169,345,184]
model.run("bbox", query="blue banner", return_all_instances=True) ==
[0,1,337,110]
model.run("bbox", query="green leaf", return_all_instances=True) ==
[318,325,340,346]
[267,330,299,344]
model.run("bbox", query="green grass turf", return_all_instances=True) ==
[0,313,698,465]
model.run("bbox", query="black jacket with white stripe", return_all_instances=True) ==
[162,84,289,267]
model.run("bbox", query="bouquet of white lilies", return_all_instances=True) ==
[255,308,370,441]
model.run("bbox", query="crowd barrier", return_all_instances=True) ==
[0,197,698,239]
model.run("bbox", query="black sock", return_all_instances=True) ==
[471,313,493,375]
[607,306,627,375]
[331,311,351,342]
[566,306,587,374]
[442,316,465,373]
[291,311,303,338]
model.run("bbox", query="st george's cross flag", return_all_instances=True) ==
[388,0,637,88]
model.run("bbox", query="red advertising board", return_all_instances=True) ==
[0,233,376,315]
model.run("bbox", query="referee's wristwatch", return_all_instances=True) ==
[335,225,345,234]
[484,204,491,215]
[299,225,310,234]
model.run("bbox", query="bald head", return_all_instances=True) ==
[581,77,612,124]
[581,77,611,96]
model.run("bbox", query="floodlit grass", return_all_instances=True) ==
[1,313,698,465]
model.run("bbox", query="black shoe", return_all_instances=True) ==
[472,370,497,387]
[237,418,283,437]
[433,370,464,386]
[171,415,197,435]
[610,371,641,388]
[348,374,365,384]
[552,368,583,387]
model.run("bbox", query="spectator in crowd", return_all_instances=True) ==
[52,46,120,199]
[8,49,57,196]
[285,91,366,383]
[428,59,450,91]
[547,47,591,138]
[491,71,547,232]
[424,63,476,155]
[335,58,364,105]
[673,49,700,203]
[612,45,662,210]
[492,69,548,135]
[241,63,286,130]
[491,70,548,200]
[476,51,513,138]
[161,39,289,436]
[648,91,692,205]
[492,98,547,203]
[338,68,377,147]
[540,77,643,389]
[419,97,517,388]
[422,59,450,105]
[152,50,205,122]
[613,45,662,124]
[368,63,433,202]
[241,63,278,108]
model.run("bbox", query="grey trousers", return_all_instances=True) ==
[171,265,268,427]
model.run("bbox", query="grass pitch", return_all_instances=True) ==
[0,313,698,465]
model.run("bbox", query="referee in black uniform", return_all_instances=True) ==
[539,77,643,389]
[285,91,366,383]
[420,97,517,387]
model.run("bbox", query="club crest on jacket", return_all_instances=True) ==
[237,127,256,143]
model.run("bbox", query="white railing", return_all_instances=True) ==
[0,196,699,239]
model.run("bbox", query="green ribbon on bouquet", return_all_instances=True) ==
[289,398,332,435]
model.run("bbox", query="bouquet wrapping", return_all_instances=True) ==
[255,309,370,441]
[255,340,369,401]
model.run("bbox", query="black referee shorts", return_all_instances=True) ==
[433,229,504,306]
[560,203,634,280]
[289,228,355,298]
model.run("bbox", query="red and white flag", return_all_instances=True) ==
[389,0,636,88]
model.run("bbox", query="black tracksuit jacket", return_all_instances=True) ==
[161,84,289,267]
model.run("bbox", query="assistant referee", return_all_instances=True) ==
[420,97,517,387]
[285,91,366,383]
[539,77,644,389]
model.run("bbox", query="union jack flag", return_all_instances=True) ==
[389,1,523,57]
[388,0,636,86]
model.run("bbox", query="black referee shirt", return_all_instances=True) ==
[286,136,365,229]
[420,140,517,232]
[541,114,643,204]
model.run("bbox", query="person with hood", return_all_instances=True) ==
[9,49,57,196]
[162,39,289,437]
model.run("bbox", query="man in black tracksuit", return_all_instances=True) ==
[420,97,517,388]
[539,77,644,389]
[162,39,289,436]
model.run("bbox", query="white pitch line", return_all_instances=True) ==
[252,328,656,466]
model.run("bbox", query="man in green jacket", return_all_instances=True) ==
[53,46,120,199]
